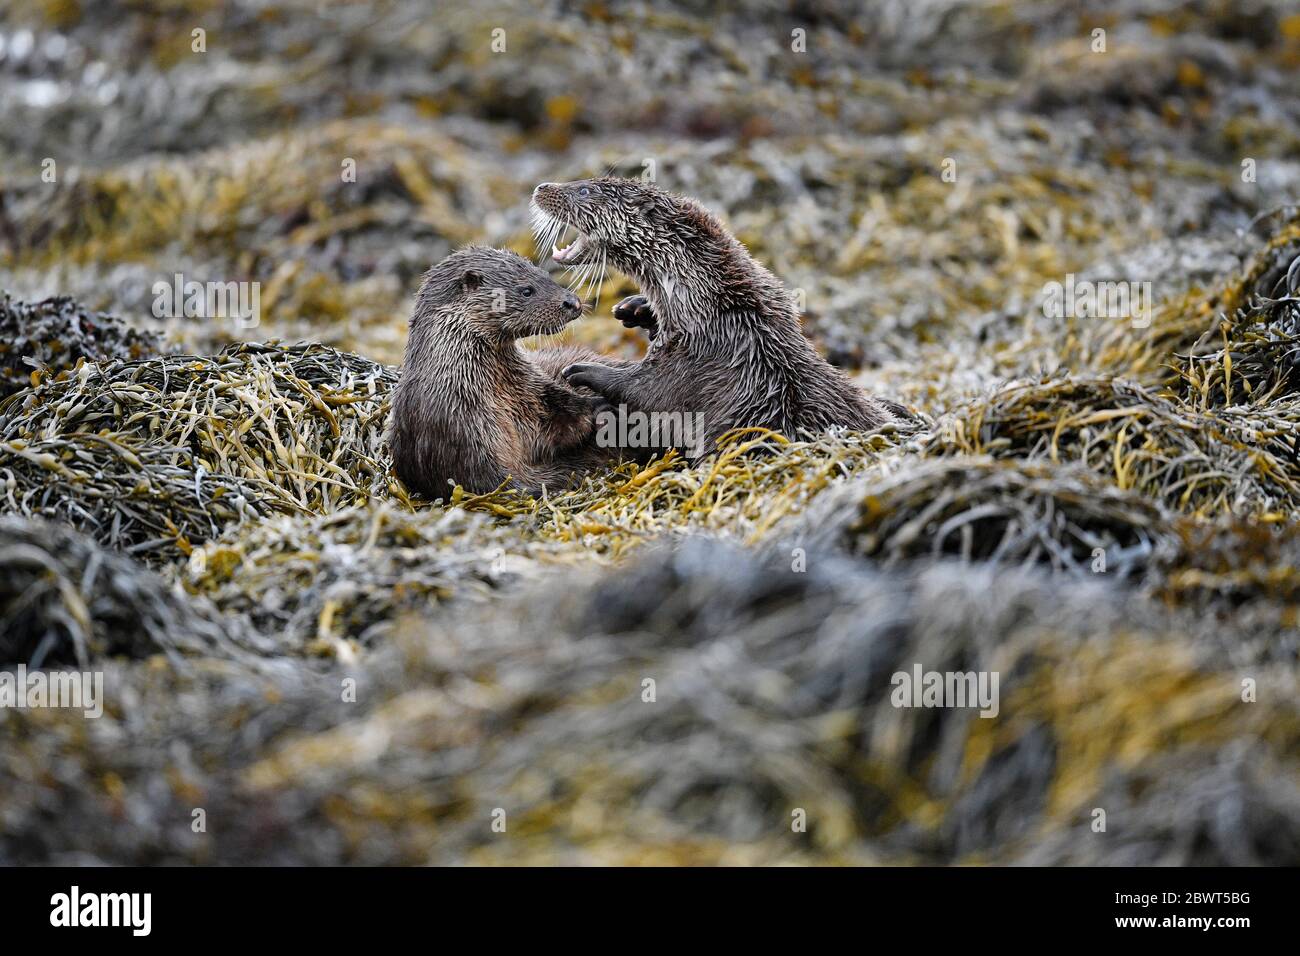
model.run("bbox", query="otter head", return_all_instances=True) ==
[416,246,582,341]
[530,178,719,287]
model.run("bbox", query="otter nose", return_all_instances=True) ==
[534,182,555,197]
[562,293,581,314]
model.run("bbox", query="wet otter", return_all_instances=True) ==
[388,246,619,498]
[530,178,905,450]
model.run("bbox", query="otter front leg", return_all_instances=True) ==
[613,294,657,340]
[561,362,635,404]
[537,382,604,457]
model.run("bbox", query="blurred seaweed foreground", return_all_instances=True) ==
[2,0,1300,864]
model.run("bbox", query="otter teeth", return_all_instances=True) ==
[552,235,585,263]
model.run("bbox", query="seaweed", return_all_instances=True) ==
[179,503,581,656]
[0,292,165,398]
[3,0,1300,866]
[3,539,1296,865]
[930,376,1300,518]
[0,342,398,519]
[794,456,1178,579]
[0,431,272,563]
[0,515,268,668]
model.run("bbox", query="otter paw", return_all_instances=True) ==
[613,295,657,338]
[562,362,616,394]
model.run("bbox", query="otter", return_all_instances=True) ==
[530,178,906,451]
[388,246,621,498]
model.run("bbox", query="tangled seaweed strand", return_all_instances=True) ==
[790,458,1300,636]
[180,503,585,656]
[0,515,265,668]
[175,430,917,653]
[1155,518,1300,617]
[381,543,1297,865]
[1180,243,1300,407]
[0,292,166,399]
[932,377,1300,519]
[532,427,914,555]
[0,342,398,519]
[790,456,1178,580]
[363,428,917,561]
[1071,213,1300,389]
[0,431,271,563]
[3,540,1295,865]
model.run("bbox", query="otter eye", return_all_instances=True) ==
[578,186,591,198]
[521,286,534,297]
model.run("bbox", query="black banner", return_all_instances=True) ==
[1,866,1285,941]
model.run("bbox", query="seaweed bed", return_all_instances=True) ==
[1,0,1299,864]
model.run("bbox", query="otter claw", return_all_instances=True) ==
[562,362,593,380]
[563,362,616,395]
[613,294,657,338]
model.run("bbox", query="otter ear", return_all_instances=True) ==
[461,269,483,292]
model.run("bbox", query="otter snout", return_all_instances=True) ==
[562,292,581,315]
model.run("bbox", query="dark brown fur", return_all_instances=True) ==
[388,246,620,498]
[530,178,907,451]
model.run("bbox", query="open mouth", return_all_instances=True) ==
[531,201,607,298]
[530,202,593,266]
[551,232,588,264]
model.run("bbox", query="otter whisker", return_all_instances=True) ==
[563,254,588,295]
[529,205,566,266]
[565,263,588,298]
[566,247,607,305]
[543,222,564,264]
[590,246,608,307]
[540,222,561,264]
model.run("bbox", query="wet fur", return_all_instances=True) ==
[532,178,903,451]
[388,247,620,498]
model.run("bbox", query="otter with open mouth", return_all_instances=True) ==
[530,178,907,452]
